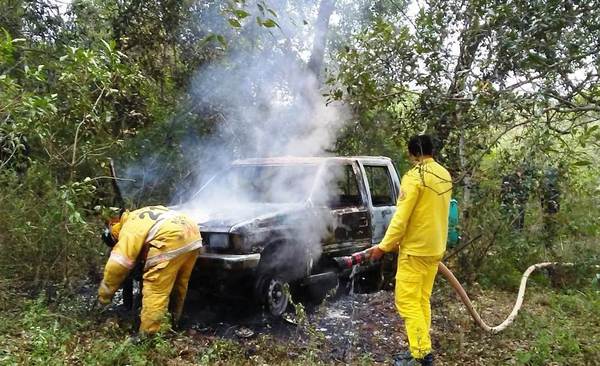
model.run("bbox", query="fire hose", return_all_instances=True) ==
[438,261,573,333]
[334,250,592,333]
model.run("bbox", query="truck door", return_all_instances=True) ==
[361,163,398,244]
[319,163,371,256]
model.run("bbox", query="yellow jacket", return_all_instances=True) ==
[98,206,202,303]
[378,158,452,257]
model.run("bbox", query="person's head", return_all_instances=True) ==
[407,134,434,160]
[101,208,128,248]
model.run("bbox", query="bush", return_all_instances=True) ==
[0,165,105,287]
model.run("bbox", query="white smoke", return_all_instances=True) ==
[179,45,347,241]
[177,11,349,204]
[172,3,355,274]
[189,53,342,154]
[121,1,355,274]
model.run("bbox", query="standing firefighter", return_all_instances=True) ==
[370,135,452,366]
[99,205,202,334]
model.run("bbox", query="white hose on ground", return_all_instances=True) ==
[438,262,575,333]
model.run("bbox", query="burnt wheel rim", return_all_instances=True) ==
[266,278,288,316]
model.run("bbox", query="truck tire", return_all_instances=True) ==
[254,274,289,317]
[254,241,311,316]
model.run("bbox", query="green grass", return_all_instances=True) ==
[3,287,598,365]
[436,284,600,366]
[510,290,600,365]
[0,292,183,365]
[0,289,330,366]
[1,253,598,365]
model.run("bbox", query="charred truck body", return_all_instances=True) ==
[186,157,400,315]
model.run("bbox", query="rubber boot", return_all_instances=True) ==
[393,353,434,366]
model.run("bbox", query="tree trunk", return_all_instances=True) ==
[307,0,336,81]
[433,11,486,157]
[459,132,471,211]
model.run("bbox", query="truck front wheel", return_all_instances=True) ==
[255,274,290,317]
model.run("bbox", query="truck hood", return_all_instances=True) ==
[187,203,307,233]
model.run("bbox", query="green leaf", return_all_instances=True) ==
[216,35,227,48]
[228,18,242,28]
[234,9,250,19]
[262,19,278,28]
[573,160,591,166]
[100,39,112,52]
[527,52,548,65]
[200,34,217,47]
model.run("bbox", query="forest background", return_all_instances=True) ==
[1,0,599,364]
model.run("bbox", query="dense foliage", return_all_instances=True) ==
[1,0,598,290]
[1,1,599,365]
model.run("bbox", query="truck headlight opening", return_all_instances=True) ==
[208,233,230,249]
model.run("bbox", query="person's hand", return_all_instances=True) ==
[95,298,112,313]
[368,246,385,261]
[97,280,115,305]
[98,291,112,305]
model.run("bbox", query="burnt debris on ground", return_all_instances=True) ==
[177,287,412,364]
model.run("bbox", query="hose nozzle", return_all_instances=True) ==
[333,249,373,269]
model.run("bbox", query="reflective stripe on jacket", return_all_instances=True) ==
[98,206,202,303]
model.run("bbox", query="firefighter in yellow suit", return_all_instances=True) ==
[98,205,202,334]
[370,135,452,366]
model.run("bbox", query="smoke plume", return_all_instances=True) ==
[123,1,352,271]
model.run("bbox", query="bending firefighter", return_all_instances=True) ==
[99,205,202,334]
[370,135,452,366]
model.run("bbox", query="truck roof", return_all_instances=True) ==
[232,156,392,165]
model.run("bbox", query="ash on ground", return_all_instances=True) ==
[179,289,417,364]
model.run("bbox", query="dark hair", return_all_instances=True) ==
[408,135,434,157]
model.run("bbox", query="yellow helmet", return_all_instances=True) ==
[101,209,129,247]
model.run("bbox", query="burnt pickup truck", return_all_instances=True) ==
[185,156,400,316]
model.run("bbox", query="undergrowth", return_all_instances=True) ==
[0,288,330,365]
[511,290,600,365]
[1,277,598,365]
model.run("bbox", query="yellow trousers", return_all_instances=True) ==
[140,250,198,334]
[394,253,441,359]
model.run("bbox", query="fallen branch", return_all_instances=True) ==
[87,175,135,183]
[443,233,483,261]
